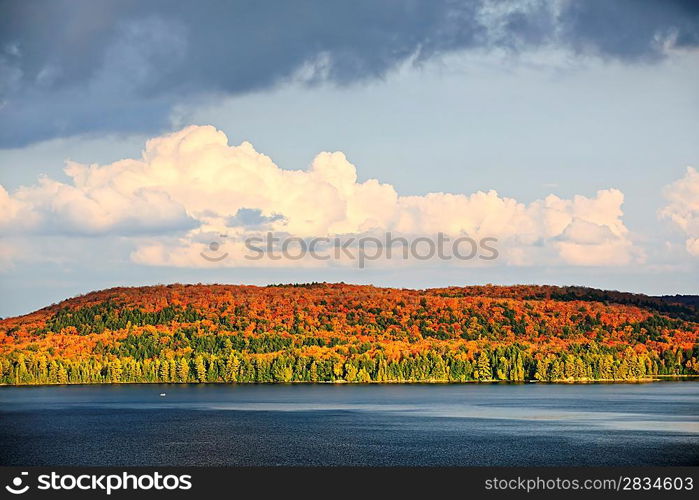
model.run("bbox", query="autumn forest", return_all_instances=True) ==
[0,283,697,385]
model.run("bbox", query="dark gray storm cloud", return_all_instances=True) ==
[561,0,699,59]
[0,0,697,147]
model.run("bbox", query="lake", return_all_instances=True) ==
[1,382,697,466]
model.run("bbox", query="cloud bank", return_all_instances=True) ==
[1,0,698,146]
[0,125,642,268]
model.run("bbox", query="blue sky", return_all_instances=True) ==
[1,0,698,317]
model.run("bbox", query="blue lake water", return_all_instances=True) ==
[1,382,697,466]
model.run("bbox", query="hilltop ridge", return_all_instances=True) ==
[1,283,697,385]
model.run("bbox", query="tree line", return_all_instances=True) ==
[2,343,696,385]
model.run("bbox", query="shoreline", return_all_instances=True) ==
[2,375,697,388]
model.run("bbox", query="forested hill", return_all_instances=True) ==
[1,283,697,385]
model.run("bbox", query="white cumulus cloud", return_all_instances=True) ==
[0,125,640,268]
[660,166,699,256]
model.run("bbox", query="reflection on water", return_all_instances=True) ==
[1,382,698,466]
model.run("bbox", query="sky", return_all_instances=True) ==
[0,0,698,317]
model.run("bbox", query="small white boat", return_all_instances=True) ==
[159,393,166,397]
